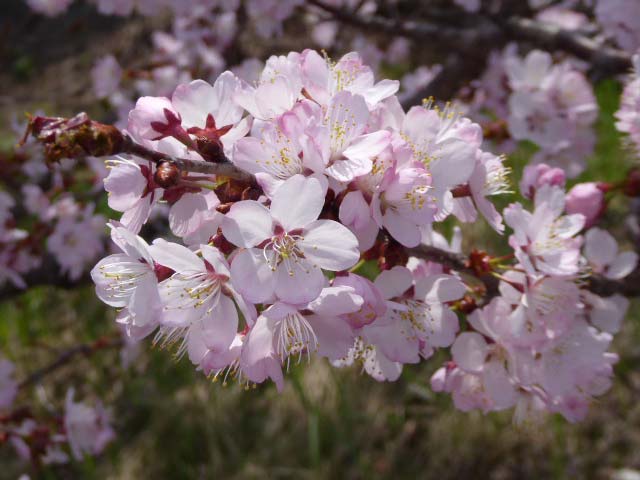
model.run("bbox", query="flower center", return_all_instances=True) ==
[275,312,318,363]
[263,232,305,274]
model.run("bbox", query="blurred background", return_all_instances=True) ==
[1,0,640,478]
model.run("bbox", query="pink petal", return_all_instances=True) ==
[339,190,371,231]
[300,219,360,271]
[415,274,466,303]
[607,251,638,279]
[451,332,488,373]
[382,210,421,247]
[222,200,273,248]
[270,175,324,230]
[274,259,325,304]
[307,286,364,316]
[149,239,203,272]
[307,314,355,361]
[374,266,413,300]
[229,248,275,304]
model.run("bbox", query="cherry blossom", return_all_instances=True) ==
[0,358,17,410]
[222,174,360,304]
[64,389,115,460]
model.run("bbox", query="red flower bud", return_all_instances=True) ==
[153,161,181,188]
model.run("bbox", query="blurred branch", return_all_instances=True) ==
[18,337,123,391]
[0,256,89,303]
[305,1,633,101]
[306,0,500,45]
[501,16,632,75]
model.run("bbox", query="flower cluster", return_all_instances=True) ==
[432,178,637,423]
[0,131,107,288]
[616,54,640,154]
[92,49,504,387]
[84,51,638,425]
[503,49,597,177]
[1,375,114,466]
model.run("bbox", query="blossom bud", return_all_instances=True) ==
[623,168,640,197]
[211,229,236,256]
[520,163,566,199]
[153,161,181,189]
[378,238,409,271]
[565,182,606,228]
[23,113,125,164]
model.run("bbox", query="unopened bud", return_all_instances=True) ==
[154,161,181,188]
[565,182,607,228]
[624,168,640,197]
[378,238,409,271]
[520,163,566,199]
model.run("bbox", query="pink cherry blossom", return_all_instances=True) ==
[583,227,639,279]
[91,225,162,340]
[565,182,606,228]
[103,157,162,234]
[519,163,566,199]
[504,185,584,276]
[64,389,115,460]
[150,241,254,361]
[0,358,17,410]
[365,266,465,363]
[300,50,399,108]
[47,206,105,281]
[222,175,360,304]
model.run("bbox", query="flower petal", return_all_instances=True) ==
[222,200,273,248]
[270,174,324,230]
[300,219,360,271]
[452,332,488,373]
[229,248,275,304]
[274,259,325,304]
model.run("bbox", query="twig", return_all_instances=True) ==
[122,135,255,183]
[18,337,123,391]
[408,245,640,300]
[502,16,632,75]
[305,1,632,79]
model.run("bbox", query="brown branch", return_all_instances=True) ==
[121,135,255,183]
[306,0,501,46]
[305,1,632,80]
[502,16,632,75]
[408,244,640,300]
[0,256,90,303]
[24,113,256,184]
[18,337,123,391]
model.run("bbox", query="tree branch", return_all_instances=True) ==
[24,113,256,184]
[122,135,255,183]
[305,1,633,82]
[502,16,632,75]
[18,337,123,391]
[306,0,501,46]
[408,244,640,300]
